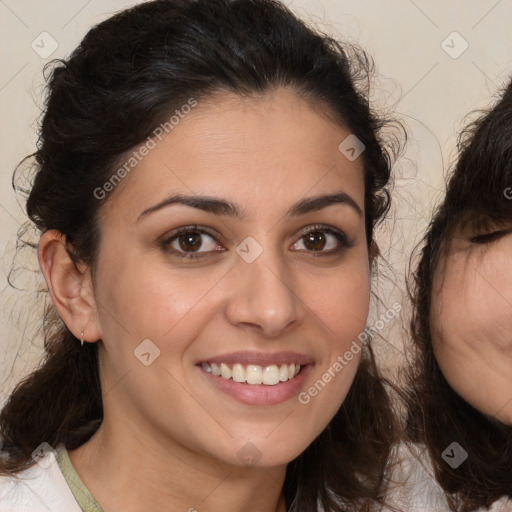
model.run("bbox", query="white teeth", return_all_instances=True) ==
[232,363,245,383]
[263,365,280,385]
[220,363,232,379]
[202,362,302,386]
[246,365,263,385]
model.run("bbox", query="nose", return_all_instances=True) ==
[224,245,304,338]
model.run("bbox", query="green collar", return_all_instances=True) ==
[57,448,104,512]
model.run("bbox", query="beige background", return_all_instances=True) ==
[1,0,512,402]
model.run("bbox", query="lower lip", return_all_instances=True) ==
[198,365,313,406]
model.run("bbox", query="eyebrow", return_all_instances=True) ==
[137,191,362,222]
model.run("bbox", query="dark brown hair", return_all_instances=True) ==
[1,1,402,510]
[405,79,512,511]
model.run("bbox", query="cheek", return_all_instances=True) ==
[297,251,371,329]
[432,263,512,354]
[90,253,216,398]
[96,245,219,335]
[301,257,370,385]
[430,255,512,421]
[321,270,370,342]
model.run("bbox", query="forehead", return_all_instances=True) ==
[98,88,365,223]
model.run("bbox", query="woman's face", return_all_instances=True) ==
[430,219,512,425]
[88,87,370,468]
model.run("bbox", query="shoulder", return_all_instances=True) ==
[0,448,81,512]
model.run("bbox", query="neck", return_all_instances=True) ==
[67,414,288,512]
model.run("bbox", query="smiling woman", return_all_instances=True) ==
[405,79,512,511]
[0,1,402,511]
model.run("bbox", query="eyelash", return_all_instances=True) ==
[160,224,353,260]
[470,230,510,244]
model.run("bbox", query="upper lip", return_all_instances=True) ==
[198,351,314,367]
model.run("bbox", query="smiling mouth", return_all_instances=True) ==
[200,362,302,386]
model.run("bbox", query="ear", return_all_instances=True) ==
[37,229,101,344]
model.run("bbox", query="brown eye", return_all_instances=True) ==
[291,224,353,255]
[177,232,203,252]
[303,231,327,251]
[162,226,225,259]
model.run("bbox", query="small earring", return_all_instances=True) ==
[80,331,84,347]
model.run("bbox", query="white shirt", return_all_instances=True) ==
[0,450,81,512]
